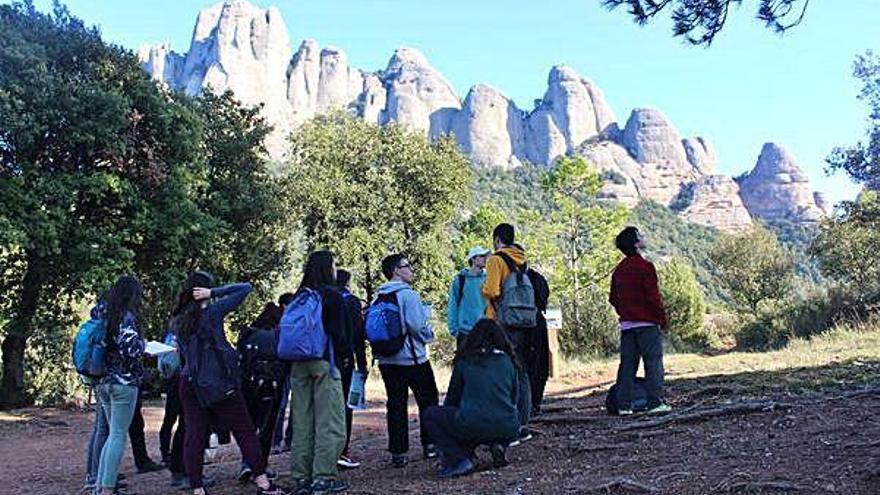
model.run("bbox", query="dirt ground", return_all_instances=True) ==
[1,363,879,495]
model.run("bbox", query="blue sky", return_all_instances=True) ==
[21,0,880,204]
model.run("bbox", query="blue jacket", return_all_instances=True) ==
[375,281,435,366]
[446,269,488,337]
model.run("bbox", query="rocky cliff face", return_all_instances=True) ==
[139,0,826,231]
[737,143,826,224]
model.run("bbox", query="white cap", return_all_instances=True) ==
[466,247,491,262]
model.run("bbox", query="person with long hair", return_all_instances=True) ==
[423,318,521,478]
[286,250,351,494]
[94,276,146,495]
[170,271,286,495]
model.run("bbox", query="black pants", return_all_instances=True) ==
[169,409,186,476]
[616,325,664,408]
[340,360,355,455]
[506,329,532,428]
[159,375,182,460]
[378,361,439,455]
[242,381,284,464]
[128,389,153,467]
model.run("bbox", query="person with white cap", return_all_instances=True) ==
[447,247,491,348]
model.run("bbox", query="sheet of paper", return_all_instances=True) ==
[144,340,176,356]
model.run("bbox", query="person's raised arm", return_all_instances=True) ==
[199,283,253,319]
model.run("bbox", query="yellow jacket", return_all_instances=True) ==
[481,246,527,320]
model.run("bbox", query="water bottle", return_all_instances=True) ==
[347,369,367,410]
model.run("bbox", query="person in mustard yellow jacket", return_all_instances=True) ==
[481,223,533,445]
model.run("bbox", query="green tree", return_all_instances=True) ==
[602,0,810,45]
[286,113,471,303]
[542,156,628,321]
[810,192,880,304]
[709,226,795,318]
[0,3,293,405]
[658,257,709,348]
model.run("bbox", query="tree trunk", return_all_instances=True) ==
[0,251,44,408]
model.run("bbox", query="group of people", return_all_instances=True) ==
[79,222,670,495]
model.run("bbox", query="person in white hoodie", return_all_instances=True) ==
[375,253,439,467]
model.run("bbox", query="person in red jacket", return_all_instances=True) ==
[609,226,671,416]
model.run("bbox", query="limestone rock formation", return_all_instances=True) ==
[683,137,717,175]
[737,143,825,223]
[680,176,753,231]
[523,66,616,165]
[381,47,461,139]
[450,84,525,169]
[137,0,829,231]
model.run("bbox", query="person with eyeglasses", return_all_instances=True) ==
[374,254,440,467]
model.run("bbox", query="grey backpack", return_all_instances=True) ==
[496,252,537,328]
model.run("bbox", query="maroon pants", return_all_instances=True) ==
[179,379,265,488]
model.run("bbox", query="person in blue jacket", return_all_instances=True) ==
[447,247,490,348]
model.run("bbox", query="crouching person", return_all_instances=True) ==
[424,319,520,478]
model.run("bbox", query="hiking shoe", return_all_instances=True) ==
[237,465,254,482]
[391,454,408,468]
[646,403,672,414]
[337,454,360,469]
[137,460,164,474]
[489,443,509,468]
[509,428,533,447]
[311,478,350,494]
[290,478,312,495]
[438,458,475,479]
[423,444,439,459]
[257,483,290,495]
[618,408,634,416]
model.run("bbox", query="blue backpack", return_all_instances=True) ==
[365,292,407,357]
[72,318,108,383]
[157,331,181,379]
[277,289,329,361]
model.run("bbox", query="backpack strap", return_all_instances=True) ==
[496,251,527,274]
[456,273,466,308]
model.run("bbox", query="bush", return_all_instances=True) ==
[658,257,712,349]
[559,286,619,358]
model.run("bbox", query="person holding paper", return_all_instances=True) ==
[335,269,368,469]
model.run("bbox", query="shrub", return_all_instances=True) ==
[658,257,711,349]
[559,286,619,358]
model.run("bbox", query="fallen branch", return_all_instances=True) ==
[585,477,657,494]
[615,401,790,432]
[715,480,801,493]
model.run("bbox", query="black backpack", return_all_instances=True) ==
[526,268,550,313]
[182,326,241,408]
[238,327,287,392]
[605,377,649,415]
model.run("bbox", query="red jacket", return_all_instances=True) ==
[609,254,667,329]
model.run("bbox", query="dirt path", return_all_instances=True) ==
[1,369,879,495]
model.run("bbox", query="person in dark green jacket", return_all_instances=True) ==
[423,319,520,478]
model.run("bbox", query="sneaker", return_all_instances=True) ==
[509,428,533,447]
[423,444,439,459]
[337,455,360,469]
[290,478,312,495]
[136,460,164,474]
[646,403,672,414]
[618,408,634,416]
[271,444,284,456]
[489,443,509,468]
[265,470,278,481]
[438,458,475,479]
[83,476,96,491]
[237,464,254,482]
[257,483,290,495]
[311,478,350,494]
[391,454,408,468]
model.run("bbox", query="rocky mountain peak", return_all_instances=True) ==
[737,142,825,223]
